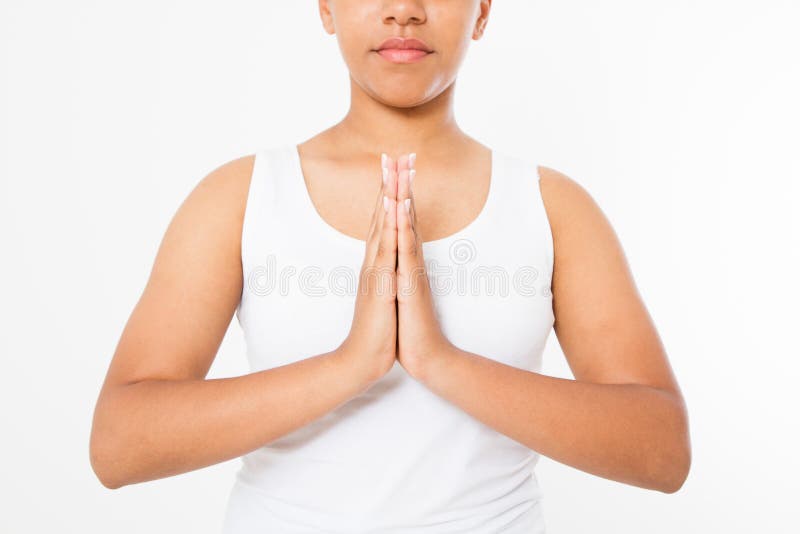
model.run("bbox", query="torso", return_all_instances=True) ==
[223,139,555,532]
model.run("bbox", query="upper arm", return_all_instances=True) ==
[537,166,682,397]
[101,154,256,389]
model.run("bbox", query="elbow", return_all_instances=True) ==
[650,393,692,494]
[657,444,691,494]
[90,431,128,490]
[90,396,132,490]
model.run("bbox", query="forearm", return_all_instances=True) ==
[90,347,373,489]
[414,346,690,493]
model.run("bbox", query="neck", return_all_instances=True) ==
[327,76,470,158]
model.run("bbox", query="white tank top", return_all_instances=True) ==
[222,143,554,533]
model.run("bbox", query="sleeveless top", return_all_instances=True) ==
[222,143,555,533]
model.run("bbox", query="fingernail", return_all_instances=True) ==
[409,169,415,185]
[382,166,388,185]
[404,198,411,213]
[383,195,389,212]
[381,152,387,169]
[409,153,416,168]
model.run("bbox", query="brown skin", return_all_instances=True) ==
[398,161,691,493]
[90,0,691,494]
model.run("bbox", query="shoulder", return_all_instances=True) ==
[178,153,256,231]
[535,165,606,231]
[156,153,257,266]
[191,153,256,206]
[534,164,620,253]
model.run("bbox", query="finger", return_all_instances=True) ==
[388,154,399,201]
[367,153,391,242]
[397,153,422,255]
[396,153,410,226]
[407,157,422,244]
[372,188,397,300]
[396,153,409,177]
[366,154,396,265]
[367,157,397,267]
[396,152,409,210]
[397,161,423,279]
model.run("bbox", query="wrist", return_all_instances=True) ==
[410,341,459,384]
[332,342,382,391]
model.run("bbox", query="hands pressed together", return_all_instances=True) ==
[338,153,455,385]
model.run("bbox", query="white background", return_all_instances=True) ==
[2,1,798,532]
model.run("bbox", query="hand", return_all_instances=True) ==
[395,153,455,380]
[338,154,399,385]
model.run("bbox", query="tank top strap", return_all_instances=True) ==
[239,144,308,319]
[242,143,318,251]
[264,144,316,225]
[487,150,554,279]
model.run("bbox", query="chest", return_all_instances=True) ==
[302,162,492,244]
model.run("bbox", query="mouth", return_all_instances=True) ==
[373,37,434,64]
[374,48,432,63]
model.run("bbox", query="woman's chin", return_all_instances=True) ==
[363,84,436,108]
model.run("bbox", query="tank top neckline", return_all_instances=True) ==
[285,143,498,250]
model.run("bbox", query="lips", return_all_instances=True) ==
[374,37,433,63]
[375,37,433,53]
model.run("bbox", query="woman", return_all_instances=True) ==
[90,1,691,532]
